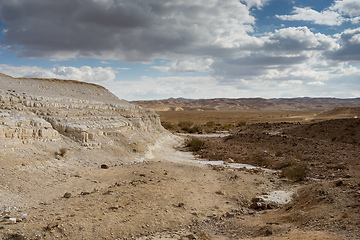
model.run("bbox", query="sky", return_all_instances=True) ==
[0,0,359,100]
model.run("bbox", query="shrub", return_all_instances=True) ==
[186,137,204,151]
[251,152,272,167]
[275,151,283,157]
[188,124,202,133]
[294,151,303,160]
[275,159,294,170]
[281,163,307,181]
[205,121,216,127]
[59,148,68,157]
[237,121,247,126]
[198,231,211,240]
[178,121,193,132]
[161,122,177,130]
[221,123,234,130]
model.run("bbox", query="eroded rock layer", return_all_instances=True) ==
[0,73,166,149]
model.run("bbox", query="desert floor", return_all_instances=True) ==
[0,112,359,240]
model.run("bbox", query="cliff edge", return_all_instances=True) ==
[0,73,169,207]
[0,73,167,147]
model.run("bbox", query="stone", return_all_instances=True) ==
[101,164,109,169]
[45,222,59,230]
[63,192,72,198]
[335,180,344,186]
[177,202,185,208]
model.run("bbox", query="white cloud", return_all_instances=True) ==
[327,27,360,61]
[265,27,338,52]
[0,64,116,84]
[349,34,360,44]
[308,81,325,86]
[330,0,360,17]
[276,7,344,26]
[277,0,360,26]
[212,26,338,82]
[241,0,269,9]
[152,57,214,73]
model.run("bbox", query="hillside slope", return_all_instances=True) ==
[0,73,168,207]
[133,97,360,111]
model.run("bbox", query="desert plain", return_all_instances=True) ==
[0,74,359,240]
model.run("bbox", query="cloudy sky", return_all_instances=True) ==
[0,0,359,100]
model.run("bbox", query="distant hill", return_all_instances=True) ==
[132,98,360,112]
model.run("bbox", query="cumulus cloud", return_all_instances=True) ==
[212,26,338,81]
[152,57,214,73]
[277,0,360,26]
[0,64,116,84]
[264,27,338,52]
[241,0,269,9]
[0,0,255,61]
[276,7,344,26]
[330,0,360,18]
[327,27,360,61]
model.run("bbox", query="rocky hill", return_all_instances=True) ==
[0,73,169,207]
[0,73,166,149]
[133,97,360,111]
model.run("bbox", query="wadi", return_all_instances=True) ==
[0,73,359,240]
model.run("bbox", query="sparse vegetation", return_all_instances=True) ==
[275,151,283,157]
[205,121,216,127]
[250,152,273,167]
[281,162,307,182]
[178,121,193,132]
[188,124,202,133]
[161,122,177,130]
[58,148,68,157]
[198,231,211,240]
[186,137,204,151]
[237,121,246,126]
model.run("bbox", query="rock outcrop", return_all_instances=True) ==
[0,73,167,149]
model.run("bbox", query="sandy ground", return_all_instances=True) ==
[0,132,353,240]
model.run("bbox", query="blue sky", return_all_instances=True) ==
[0,0,359,100]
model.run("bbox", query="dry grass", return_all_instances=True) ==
[186,137,205,151]
[281,163,308,182]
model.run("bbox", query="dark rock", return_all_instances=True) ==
[177,202,185,207]
[45,222,59,231]
[335,180,344,186]
[63,192,71,198]
[101,164,109,169]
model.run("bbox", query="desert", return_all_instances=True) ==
[0,73,359,240]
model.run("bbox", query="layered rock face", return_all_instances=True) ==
[0,73,166,150]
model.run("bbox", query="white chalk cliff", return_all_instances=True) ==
[0,73,167,153]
